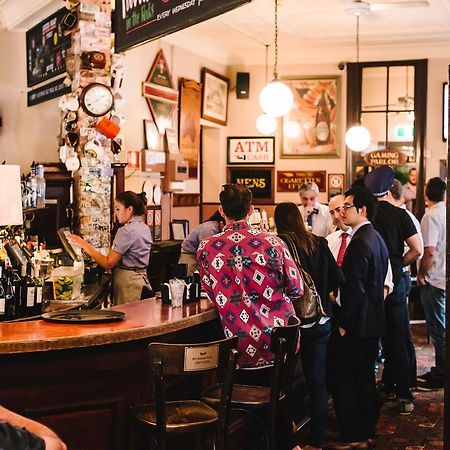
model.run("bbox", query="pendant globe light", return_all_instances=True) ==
[344,10,372,152]
[259,0,293,118]
[257,45,278,134]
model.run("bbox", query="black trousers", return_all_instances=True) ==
[328,332,380,443]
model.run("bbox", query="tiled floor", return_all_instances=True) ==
[295,322,444,449]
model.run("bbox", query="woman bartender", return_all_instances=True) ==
[68,191,152,305]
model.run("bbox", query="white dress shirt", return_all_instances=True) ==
[299,202,333,237]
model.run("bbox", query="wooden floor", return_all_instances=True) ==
[294,322,444,450]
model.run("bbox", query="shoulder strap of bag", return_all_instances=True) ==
[279,233,303,270]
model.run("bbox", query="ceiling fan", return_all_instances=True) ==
[345,0,430,15]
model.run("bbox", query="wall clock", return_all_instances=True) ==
[79,83,114,117]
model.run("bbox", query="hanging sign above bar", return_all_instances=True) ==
[363,149,408,167]
[114,0,251,52]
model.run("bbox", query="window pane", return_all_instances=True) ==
[360,112,387,151]
[388,66,414,112]
[362,67,387,111]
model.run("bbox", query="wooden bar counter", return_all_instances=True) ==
[0,298,222,450]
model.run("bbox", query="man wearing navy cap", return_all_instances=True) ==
[364,166,422,415]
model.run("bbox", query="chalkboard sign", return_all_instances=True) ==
[114,0,251,53]
[227,167,274,204]
[26,8,71,87]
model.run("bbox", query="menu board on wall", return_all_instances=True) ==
[114,0,251,52]
[26,8,71,87]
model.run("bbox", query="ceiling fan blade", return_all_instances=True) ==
[370,0,429,11]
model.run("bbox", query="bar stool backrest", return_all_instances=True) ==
[149,336,238,447]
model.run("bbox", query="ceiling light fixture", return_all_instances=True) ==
[257,44,277,134]
[344,10,371,152]
[259,0,293,118]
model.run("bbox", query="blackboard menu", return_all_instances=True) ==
[114,0,251,53]
[26,8,71,87]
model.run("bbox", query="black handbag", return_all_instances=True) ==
[0,422,45,450]
[279,233,325,325]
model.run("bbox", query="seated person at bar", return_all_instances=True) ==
[197,184,303,450]
[69,191,152,305]
[298,182,333,237]
[178,210,225,275]
[0,404,66,450]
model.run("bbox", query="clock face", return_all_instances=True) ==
[81,83,114,117]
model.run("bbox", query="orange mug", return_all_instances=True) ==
[96,117,120,139]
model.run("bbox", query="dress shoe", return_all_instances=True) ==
[325,441,368,450]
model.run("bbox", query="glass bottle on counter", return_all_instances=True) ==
[3,266,17,320]
[20,262,35,317]
[33,264,43,315]
[0,264,6,321]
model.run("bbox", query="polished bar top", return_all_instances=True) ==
[0,299,217,355]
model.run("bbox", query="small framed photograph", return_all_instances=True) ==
[227,136,275,165]
[201,68,229,126]
[227,166,274,204]
[328,173,345,201]
[443,82,448,142]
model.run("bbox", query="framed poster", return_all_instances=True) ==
[201,68,229,125]
[26,8,71,87]
[227,166,274,204]
[328,174,345,201]
[227,137,275,165]
[179,78,202,178]
[281,76,340,158]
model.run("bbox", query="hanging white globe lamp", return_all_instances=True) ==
[345,124,371,152]
[256,113,277,134]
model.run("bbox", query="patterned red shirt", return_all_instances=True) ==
[197,221,302,368]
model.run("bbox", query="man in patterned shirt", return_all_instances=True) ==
[197,184,303,369]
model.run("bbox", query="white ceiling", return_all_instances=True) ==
[1,0,450,65]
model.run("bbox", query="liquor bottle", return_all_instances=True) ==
[20,262,35,317]
[11,266,22,318]
[0,264,6,321]
[3,266,16,321]
[315,90,330,145]
[33,264,43,316]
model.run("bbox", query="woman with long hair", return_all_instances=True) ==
[69,191,152,305]
[274,202,344,450]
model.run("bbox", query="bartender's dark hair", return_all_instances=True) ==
[115,191,147,215]
[219,184,252,220]
[207,210,226,226]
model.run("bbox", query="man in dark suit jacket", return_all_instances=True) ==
[327,186,389,450]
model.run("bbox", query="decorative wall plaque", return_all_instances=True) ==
[277,171,326,192]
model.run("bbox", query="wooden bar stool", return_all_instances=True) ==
[130,336,238,450]
[201,316,301,450]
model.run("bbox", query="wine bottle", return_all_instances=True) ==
[315,90,331,145]
[0,264,6,321]
[3,266,16,321]
[20,263,35,317]
[33,264,43,316]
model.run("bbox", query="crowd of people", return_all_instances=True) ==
[195,166,446,450]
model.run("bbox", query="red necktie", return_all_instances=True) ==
[336,232,348,268]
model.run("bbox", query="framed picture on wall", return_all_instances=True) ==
[281,76,340,158]
[328,173,345,201]
[227,136,275,165]
[201,68,229,125]
[227,166,274,204]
